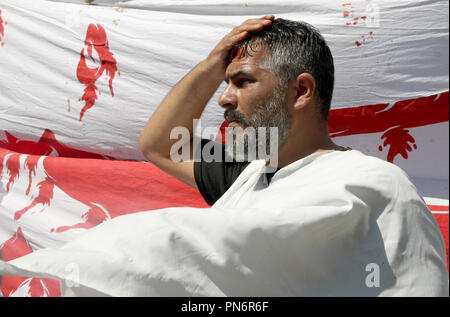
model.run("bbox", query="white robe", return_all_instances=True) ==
[0,150,448,296]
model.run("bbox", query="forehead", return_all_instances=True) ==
[225,47,271,79]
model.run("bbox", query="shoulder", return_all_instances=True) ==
[334,150,410,180]
[321,150,416,196]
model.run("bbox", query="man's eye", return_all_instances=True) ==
[236,79,252,87]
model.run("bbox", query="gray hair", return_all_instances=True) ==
[231,18,335,120]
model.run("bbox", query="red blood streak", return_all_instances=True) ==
[355,41,362,47]
[343,11,349,17]
[76,24,118,120]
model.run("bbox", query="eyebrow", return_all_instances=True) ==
[224,71,254,84]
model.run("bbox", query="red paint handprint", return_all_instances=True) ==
[76,23,119,120]
[379,126,417,163]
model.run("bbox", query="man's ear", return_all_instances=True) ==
[293,73,316,110]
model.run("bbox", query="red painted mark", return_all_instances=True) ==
[0,147,208,230]
[328,91,449,163]
[14,175,55,221]
[0,128,114,222]
[355,32,375,47]
[0,8,6,47]
[0,129,113,159]
[77,24,119,120]
[215,93,448,164]
[5,153,20,193]
[342,1,376,47]
[25,156,39,195]
[0,228,61,297]
[380,126,416,162]
[432,213,449,270]
[51,203,108,232]
[428,205,450,212]
[0,143,209,296]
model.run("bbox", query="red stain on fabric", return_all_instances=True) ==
[5,153,20,193]
[14,175,55,221]
[380,126,417,162]
[0,129,113,159]
[77,23,119,120]
[342,1,376,47]
[0,9,6,47]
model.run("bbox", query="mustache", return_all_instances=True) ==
[223,109,249,127]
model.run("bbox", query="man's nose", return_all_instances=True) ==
[218,84,237,109]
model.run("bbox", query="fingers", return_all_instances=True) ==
[232,15,274,35]
[263,15,275,20]
[204,15,275,71]
[221,16,274,51]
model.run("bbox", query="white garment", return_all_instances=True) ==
[0,150,448,296]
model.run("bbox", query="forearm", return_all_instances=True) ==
[139,60,223,161]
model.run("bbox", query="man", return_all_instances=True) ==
[1,16,447,296]
[139,16,347,204]
[137,16,448,295]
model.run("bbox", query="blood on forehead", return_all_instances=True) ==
[228,39,267,64]
[228,45,247,63]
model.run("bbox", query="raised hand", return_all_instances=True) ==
[204,15,275,78]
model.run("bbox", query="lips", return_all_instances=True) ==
[227,118,241,127]
[227,119,241,128]
[226,115,241,127]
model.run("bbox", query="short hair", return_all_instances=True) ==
[231,18,335,120]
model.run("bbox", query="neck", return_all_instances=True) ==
[272,120,341,168]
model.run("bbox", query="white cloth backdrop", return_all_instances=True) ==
[0,0,448,296]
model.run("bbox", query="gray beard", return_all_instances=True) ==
[224,86,291,162]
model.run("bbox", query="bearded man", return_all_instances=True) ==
[1,16,447,297]
[138,16,448,295]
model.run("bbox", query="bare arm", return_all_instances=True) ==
[139,16,274,189]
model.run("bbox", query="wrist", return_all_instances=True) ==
[198,58,226,81]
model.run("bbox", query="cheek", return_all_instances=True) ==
[238,86,273,115]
